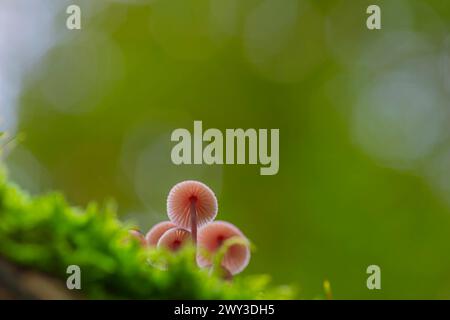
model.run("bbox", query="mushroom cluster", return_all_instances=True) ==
[132,180,251,278]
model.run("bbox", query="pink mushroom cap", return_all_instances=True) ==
[145,221,177,247]
[157,228,191,252]
[128,229,147,246]
[167,180,218,230]
[197,221,251,275]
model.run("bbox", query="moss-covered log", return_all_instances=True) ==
[0,169,294,299]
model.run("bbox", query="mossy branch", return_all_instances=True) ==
[0,168,295,299]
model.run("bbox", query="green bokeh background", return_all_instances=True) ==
[6,0,450,298]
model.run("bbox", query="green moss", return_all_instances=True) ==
[0,169,295,299]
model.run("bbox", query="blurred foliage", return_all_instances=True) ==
[0,167,294,299]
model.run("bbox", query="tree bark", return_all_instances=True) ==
[0,257,79,300]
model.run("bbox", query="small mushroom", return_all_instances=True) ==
[145,221,177,247]
[197,221,250,276]
[157,228,191,252]
[128,229,147,246]
[209,265,233,281]
[167,180,218,245]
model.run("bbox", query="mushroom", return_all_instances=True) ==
[145,221,177,247]
[167,180,218,245]
[157,228,191,252]
[209,265,233,281]
[197,221,250,276]
[128,229,147,246]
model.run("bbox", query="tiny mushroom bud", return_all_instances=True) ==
[128,229,147,246]
[197,221,251,276]
[145,221,177,247]
[157,228,191,252]
[209,265,233,281]
[167,180,218,245]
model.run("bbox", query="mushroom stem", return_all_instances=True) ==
[190,197,197,245]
